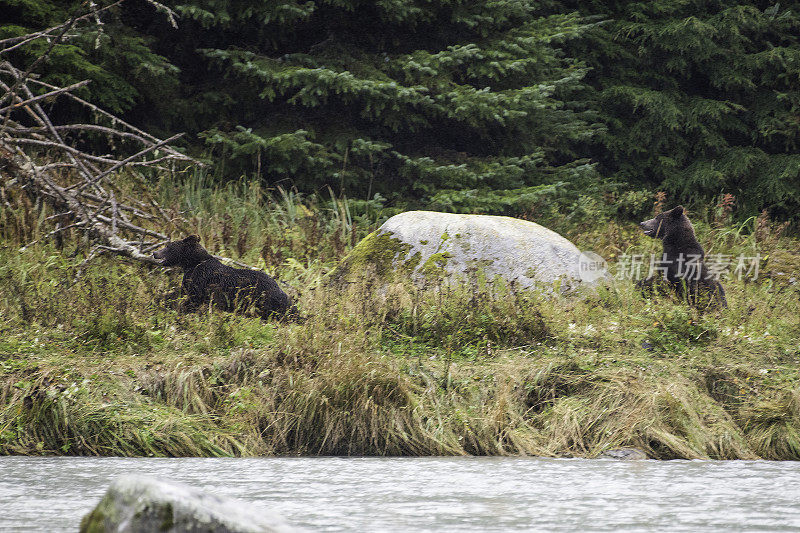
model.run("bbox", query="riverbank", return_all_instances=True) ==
[1,179,799,459]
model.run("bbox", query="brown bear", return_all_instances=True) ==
[638,205,727,308]
[153,235,293,319]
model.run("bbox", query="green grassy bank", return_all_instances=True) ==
[1,176,799,459]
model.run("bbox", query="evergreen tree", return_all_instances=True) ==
[0,0,179,117]
[558,1,800,219]
[134,0,602,212]
[7,0,798,220]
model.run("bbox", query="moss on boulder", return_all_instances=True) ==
[327,230,420,284]
[331,211,602,289]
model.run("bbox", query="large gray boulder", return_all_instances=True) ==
[331,211,604,289]
[80,475,295,533]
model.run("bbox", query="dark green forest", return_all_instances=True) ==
[2,0,799,220]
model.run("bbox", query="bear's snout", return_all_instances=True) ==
[153,249,166,263]
[639,219,658,237]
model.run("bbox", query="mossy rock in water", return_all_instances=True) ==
[330,211,604,289]
[80,475,293,533]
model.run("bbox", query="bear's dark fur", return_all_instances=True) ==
[153,235,293,319]
[638,205,727,308]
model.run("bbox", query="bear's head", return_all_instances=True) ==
[639,205,693,240]
[153,235,206,267]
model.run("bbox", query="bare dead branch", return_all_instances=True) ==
[21,76,183,150]
[10,124,163,145]
[81,132,184,189]
[0,80,91,115]
[0,1,125,50]
[0,19,79,113]
[143,0,180,29]
[0,6,234,273]
[6,138,119,164]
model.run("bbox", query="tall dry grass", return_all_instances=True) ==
[1,172,799,458]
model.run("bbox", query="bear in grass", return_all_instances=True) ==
[153,235,293,319]
[638,205,728,308]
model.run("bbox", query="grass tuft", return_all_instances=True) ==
[1,172,799,458]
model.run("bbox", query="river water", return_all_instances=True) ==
[2,456,800,532]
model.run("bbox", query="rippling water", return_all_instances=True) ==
[2,456,800,532]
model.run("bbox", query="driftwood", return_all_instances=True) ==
[0,2,193,265]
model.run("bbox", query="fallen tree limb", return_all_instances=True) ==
[0,5,259,273]
[0,4,186,265]
[1,145,165,264]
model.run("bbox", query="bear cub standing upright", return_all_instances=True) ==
[638,205,727,308]
[153,235,293,319]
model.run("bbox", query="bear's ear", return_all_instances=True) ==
[671,205,684,217]
[183,235,200,245]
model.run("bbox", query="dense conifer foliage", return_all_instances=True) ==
[147,0,601,212]
[2,0,798,219]
[560,1,800,220]
[0,0,177,115]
